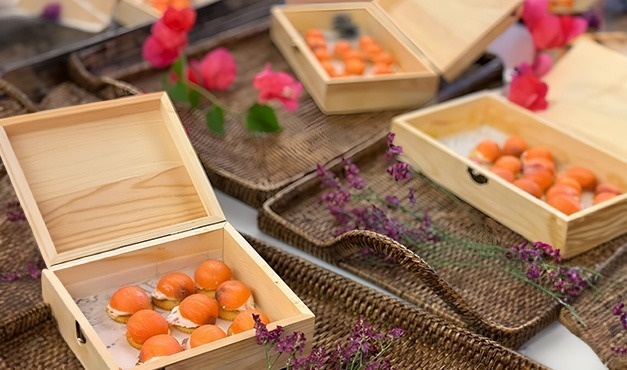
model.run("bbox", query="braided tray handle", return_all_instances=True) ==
[332,229,515,340]
[68,53,142,98]
[0,79,39,113]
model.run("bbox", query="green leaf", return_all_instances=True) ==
[188,89,201,109]
[168,81,190,103]
[206,106,225,135]
[171,55,187,79]
[246,103,281,133]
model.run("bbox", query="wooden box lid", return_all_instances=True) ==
[538,38,627,159]
[0,93,225,268]
[15,0,117,33]
[374,0,522,81]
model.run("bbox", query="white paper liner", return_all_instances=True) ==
[75,265,236,370]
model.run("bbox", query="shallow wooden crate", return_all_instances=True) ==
[115,0,219,27]
[270,0,521,114]
[12,0,116,33]
[391,92,627,259]
[0,93,314,369]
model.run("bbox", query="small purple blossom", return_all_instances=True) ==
[613,301,625,316]
[385,133,403,160]
[384,195,400,209]
[386,162,411,182]
[41,2,62,21]
[408,188,416,204]
[0,272,21,282]
[5,200,26,222]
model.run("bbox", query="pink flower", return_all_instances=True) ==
[507,65,548,111]
[253,64,303,111]
[522,0,587,50]
[192,48,237,91]
[162,6,196,32]
[529,52,553,77]
[151,19,188,51]
[142,35,184,68]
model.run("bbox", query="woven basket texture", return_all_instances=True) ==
[73,20,502,208]
[560,246,627,370]
[258,135,627,349]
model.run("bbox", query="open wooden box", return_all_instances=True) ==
[115,0,218,27]
[270,0,522,114]
[11,0,116,32]
[0,93,314,369]
[391,90,627,259]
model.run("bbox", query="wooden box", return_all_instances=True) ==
[391,91,627,259]
[12,0,116,32]
[115,0,218,27]
[270,0,522,114]
[0,93,314,369]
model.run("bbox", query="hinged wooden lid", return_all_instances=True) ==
[14,0,117,33]
[374,0,522,81]
[0,93,225,268]
[538,38,627,159]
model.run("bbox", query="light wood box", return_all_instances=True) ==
[270,0,522,114]
[391,90,627,259]
[115,0,218,27]
[0,93,314,369]
[14,0,116,32]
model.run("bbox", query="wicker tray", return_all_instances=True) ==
[0,217,547,369]
[258,135,627,349]
[71,18,504,208]
[560,245,627,370]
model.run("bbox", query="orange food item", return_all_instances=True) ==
[314,48,330,61]
[547,194,581,215]
[593,191,618,205]
[342,49,365,62]
[502,135,528,157]
[564,166,597,191]
[169,294,219,333]
[344,58,366,75]
[320,60,337,76]
[305,35,326,50]
[370,63,394,75]
[126,309,170,349]
[153,272,196,310]
[151,0,190,13]
[361,43,382,59]
[521,146,553,162]
[491,167,515,183]
[595,182,622,196]
[188,325,227,348]
[522,168,554,192]
[522,157,555,175]
[358,35,376,50]
[371,51,395,66]
[138,334,183,364]
[332,40,353,58]
[492,155,522,174]
[215,280,253,320]
[469,140,501,164]
[107,286,152,323]
[194,260,233,296]
[304,28,324,39]
[513,178,543,198]
[545,184,581,203]
[228,309,270,335]
[554,176,583,194]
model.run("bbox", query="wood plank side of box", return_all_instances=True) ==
[391,92,627,259]
[0,93,314,369]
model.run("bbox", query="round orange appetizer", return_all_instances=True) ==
[106,286,152,324]
[228,309,270,335]
[152,272,196,310]
[215,280,254,320]
[126,309,170,349]
[194,260,233,297]
[167,293,219,334]
[137,334,183,365]
[188,324,228,349]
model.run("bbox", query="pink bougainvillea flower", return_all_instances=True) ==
[195,48,237,91]
[522,0,587,50]
[508,65,548,111]
[143,35,184,68]
[530,52,553,77]
[150,19,188,51]
[253,64,303,111]
[162,6,196,32]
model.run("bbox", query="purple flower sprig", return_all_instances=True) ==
[253,315,404,369]
[5,200,26,222]
[0,258,44,282]
[611,300,627,355]
[316,132,597,325]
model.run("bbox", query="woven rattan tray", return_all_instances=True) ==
[0,194,547,370]
[258,135,627,349]
[560,246,627,370]
[71,19,503,208]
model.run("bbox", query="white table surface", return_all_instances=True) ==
[215,190,608,370]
